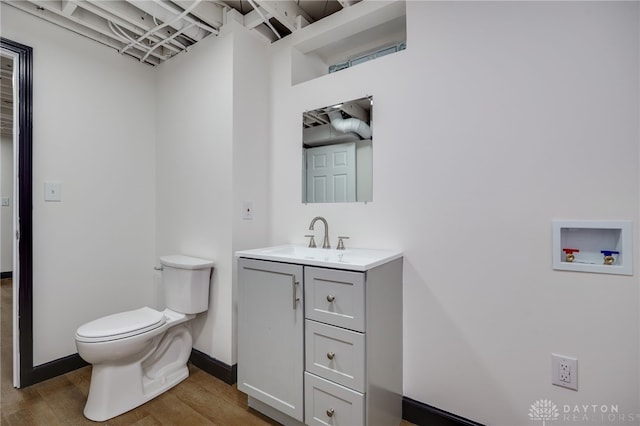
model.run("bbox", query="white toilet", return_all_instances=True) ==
[75,254,214,422]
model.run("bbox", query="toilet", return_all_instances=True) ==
[75,254,214,422]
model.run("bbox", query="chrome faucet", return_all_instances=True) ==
[309,216,330,249]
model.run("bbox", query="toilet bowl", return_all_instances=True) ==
[75,255,213,422]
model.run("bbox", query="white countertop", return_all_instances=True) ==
[235,244,403,271]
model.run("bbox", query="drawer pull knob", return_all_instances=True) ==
[327,294,335,302]
[326,408,335,418]
[327,351,335,360]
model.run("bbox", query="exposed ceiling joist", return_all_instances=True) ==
[253,0,312,32]
[6,0,163,65]
[128,0,216,41]
[61,0,78,15]
[243,6,272,31]
[337,0,355,8]
[249,22,279,43]
[78,1,185,54]
[242,5,279,44]
[1,0,362,67]
[171,0,224,29]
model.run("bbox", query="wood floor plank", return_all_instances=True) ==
[175,366,278,426]
[35,374,95,425]
[1,279,416,426]
[1,396,64,426]
[141,390,215,425]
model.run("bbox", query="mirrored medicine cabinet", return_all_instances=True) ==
[302,96,373,204]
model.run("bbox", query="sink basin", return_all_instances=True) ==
[235,244,402,271]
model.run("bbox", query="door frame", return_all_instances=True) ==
[1,37,33,387]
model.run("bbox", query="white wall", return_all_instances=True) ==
[1,135,12,273]
[1,6,157,365]
[155,29,234,364]
[3,3,639,424]
[155,21,269,366]
[268,2,639,425]
[2,4,270,370]
[230,21,270,363]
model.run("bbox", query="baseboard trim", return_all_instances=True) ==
[189,349,237,385]
[23,350,236,388]
[1,271,12,279]
[22,352,481,426]
[26,353,88,386]
[402,397,484,426]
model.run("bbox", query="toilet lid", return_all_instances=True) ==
[76,307,166,342]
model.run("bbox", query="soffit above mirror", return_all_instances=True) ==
[1,0,362,66]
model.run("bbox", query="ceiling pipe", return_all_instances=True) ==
[246,0,282,40]
[327,110,372,140]
[141,22,196,63]
[303,123,360,146]
[121,0,204,55]
[4,0,160,65]
[108,21,158,58]
[131,0,217,39]
[80,0,185,54]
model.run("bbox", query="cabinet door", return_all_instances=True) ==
[238,258,304,421]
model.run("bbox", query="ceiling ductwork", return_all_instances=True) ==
[303,97,372,146]
[302,123,360,147]
[327,110,372,140]
[1,0,362,66]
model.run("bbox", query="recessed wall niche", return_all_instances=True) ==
[291,1,406,85]
[552,220,632,275]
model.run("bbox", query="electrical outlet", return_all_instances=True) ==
[552,353,578,390]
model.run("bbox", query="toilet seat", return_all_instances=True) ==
[76,307,166,343]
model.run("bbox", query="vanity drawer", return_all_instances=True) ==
[305,320,365,392]
[305,267,365,332]
[304,372,364,426]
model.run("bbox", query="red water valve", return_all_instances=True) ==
[562,248,579,262]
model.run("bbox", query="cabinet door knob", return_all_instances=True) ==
[327,351,335,360]
[326,408,335,418]
[326,294,335,302]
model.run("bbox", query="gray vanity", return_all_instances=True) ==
[236,245,403,426]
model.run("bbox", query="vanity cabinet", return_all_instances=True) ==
[237,259,305,422]
[237,252,402,426]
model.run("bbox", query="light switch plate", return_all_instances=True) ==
[1,197,9,206]
[44,182,62,202]
[242,201,253,220]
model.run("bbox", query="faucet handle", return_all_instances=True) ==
[336,236,349,250]
[305,234,317,248]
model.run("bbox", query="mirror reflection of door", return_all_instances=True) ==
[302,96,372,204]
[306,143,356,203]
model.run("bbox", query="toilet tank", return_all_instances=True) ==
[159,255,214,314]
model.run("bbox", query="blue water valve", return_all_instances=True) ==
[600,250,619,265]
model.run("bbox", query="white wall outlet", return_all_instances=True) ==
[242,201,253,220]
[552,353,578,390]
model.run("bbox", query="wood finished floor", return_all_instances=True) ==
[1,279,414,425]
